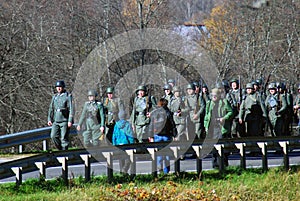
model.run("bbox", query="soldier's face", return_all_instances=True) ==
[231,82,237,89]
[107,93,113,99]
[88,95,95,101]
[138,90,145,97]
[164,89,171,95]
[56,87,63,93]
[269,89,276,95]
[187,89,194,95]
[211,93,219,101]
[174,91,180,97]
[246,88,253,94]
[202,87,208,93]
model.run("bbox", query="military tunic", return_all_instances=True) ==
[169,96,186,140]
[294,94,300,135]
[228,89,245,137]
[130,95,156,142]
[265,93,287,136]
[48,91,73,150]
[103,97,124,143]
[181,94,205,139]
[239,93,267,137]
[78,101,105,147]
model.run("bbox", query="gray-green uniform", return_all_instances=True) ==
[130,85,157,143]
[265,83,287,136]
[293,85,300,135]
[48,81,73,150]
[239,83,267,137]
[181,84,206,139]
[103,87,124,144]
[169,86,186,141]
[78,98,105,147]
[228,87,245,138]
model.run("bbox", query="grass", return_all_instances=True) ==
[0,166,300,201]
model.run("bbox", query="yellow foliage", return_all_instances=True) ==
[203,5,238,54]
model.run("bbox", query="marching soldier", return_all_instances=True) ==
[77,90,105,147]
[169,86,186,141]
[265,83,287,136]
[201,84,210,103]
[47,80,73,150]
[162,84,174,108]
[278,83,293,135]
[228,78,245,138]
[239,83,267,137]
[293,84,300,136]
[130,85,157,142]
[103,87,124,144]
[181,83,206,139]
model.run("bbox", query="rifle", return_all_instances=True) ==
[146,84,152,113]
[194,79,202,115]
[238,75,242,110]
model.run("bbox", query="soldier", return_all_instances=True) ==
[103,87,124,144]
[278,82,293,135]
[162,84,174,108]
[47,80,73,150]
[228,78,245,138]
[181,83,206,139]
[204,88,233,168]
[193,81,200,95]
[265,83,287,136]
[167,79,176,88]
[201,84,210,103]
[130,85,157,143]
[239,83,267,137]
[77,90,105,147]
[169,86,186,141]
[293,84,300,136]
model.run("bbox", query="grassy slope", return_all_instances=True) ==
[0,167,299,201]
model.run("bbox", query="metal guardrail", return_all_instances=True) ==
[1,136,300,185]
[0,126,78,151]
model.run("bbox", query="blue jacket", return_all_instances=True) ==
[112,120,135,145]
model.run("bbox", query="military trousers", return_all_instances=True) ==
[50,121,69,150]
[82,118,102,147]
[175,124,186,141]
[135,124,148,143]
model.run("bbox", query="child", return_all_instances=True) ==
[112,110,135,174]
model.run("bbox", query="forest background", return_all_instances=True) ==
[0,0,299,151]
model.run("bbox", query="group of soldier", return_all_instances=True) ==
[47,78,300,151]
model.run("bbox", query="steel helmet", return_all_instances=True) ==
[55,80,65,88]
[106,87,114,93]
[87,89,98,97]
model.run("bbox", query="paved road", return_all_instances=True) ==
[1,150,300,183]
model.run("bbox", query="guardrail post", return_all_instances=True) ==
[103,152,113,182]
[35,162,46,180]
[18,145,24,154]
[57,157,69,185]
[80,154,91,182]
[147,148,157,177]
[214,144,225,173]
[279,141,289,171]
[257,142,268,172]
[12,167,22,186]
[126,149,136,177]
[170,147,180,174]
[235,143,246,170]
[43,140,49,151]
[192,145,202,175]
